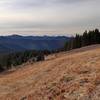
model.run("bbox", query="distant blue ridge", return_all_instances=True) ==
[0,35,70,53]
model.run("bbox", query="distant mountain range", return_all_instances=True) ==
[0,35,70,53]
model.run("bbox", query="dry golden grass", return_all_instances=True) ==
[0,45,100,100]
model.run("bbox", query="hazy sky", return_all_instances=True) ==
[0,0,100,36]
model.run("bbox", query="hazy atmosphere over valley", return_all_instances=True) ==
[0,0,100,36]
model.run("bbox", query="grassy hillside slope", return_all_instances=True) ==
[0,45,100,100]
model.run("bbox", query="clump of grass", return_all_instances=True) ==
[79,78,89,86]
[94,80,100,86]
[20,96,27,100]
[60,75,74,83]
[94,76,100,86]
[78,70,90,74]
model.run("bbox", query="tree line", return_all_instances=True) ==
[0,50,48,72]
[64,29,100,50]
[0,47,63,72]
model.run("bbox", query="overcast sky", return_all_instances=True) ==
[0,0,100,36]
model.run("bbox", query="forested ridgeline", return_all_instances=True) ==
[65,29,100,50]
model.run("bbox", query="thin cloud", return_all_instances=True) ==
[0,0,99,35]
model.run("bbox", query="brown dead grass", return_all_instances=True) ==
[0,45,100,100]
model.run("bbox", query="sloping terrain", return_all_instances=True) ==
[0,45,100,100]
